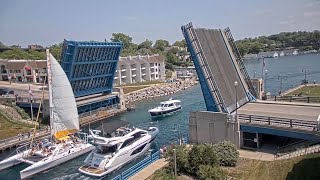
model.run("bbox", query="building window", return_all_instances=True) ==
[26,70,32,75]
[0,65,6,73]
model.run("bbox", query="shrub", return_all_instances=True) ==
[187,144,218,174]
[151,168,176,180]
[213,141,239,167]
[196,165,227,180]
[165,145,189,173]
[12,105,30,119]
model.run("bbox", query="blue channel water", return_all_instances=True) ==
[0,54,319,179]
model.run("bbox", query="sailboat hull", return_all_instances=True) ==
[0,150,29,171]
[20,144,94,179]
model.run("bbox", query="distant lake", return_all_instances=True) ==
[244,53,320,95]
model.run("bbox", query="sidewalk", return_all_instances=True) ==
[239,149,274,161]
[128,158,168,180]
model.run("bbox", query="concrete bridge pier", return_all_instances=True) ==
[189,111,240,148]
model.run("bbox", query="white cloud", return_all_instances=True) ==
[304,11,320,17]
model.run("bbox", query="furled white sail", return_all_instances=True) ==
[47,50,79,138]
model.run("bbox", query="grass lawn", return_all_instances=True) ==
[0,113,31,140]
[225,153,320,180]
[149,153,320,180]
[122,86,150,94]
[287,86,320,96]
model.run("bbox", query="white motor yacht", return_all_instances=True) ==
[148,98,182,117]
[0,50,94,179]
[79,124,159,177]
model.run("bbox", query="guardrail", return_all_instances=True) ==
[111,136,189,180]
[112,151,160,180]
[238,114,319,130]
[272,96,320,103]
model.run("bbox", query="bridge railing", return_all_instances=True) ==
[273,96,320,103]
[111,136,189,180]
[238,114,319,130]
[111,151,161,180]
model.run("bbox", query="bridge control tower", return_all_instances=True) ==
[60,40,123,114]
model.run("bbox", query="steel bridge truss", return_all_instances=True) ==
[182,23,227,112]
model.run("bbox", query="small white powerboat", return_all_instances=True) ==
[148,98,182,117]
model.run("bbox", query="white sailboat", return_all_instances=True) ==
[0,50,94,179]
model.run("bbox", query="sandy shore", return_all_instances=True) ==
[124,79,198,104]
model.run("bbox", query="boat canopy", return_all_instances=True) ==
[47,50,79,140]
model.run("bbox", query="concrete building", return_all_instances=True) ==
[114,54,165,86]
[278,51,285,56]
[174,66,197,80]
[0,60,47,83]
[283,49,299,56]
[243,54,258,59]
[257,51,279,58]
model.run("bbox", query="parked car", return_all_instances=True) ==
[0,88,14,95]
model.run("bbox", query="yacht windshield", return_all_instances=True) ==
[97,145,117,154]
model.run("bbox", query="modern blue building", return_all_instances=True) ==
[60,40,123,114]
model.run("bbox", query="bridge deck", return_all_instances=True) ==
[239,101,320,121]
[194,28,248,112]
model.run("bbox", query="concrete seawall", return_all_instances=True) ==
[124,80,198,104]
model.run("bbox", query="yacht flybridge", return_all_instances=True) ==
[79,124,159,177]
[0,50,94,179]
[148,98,182,117]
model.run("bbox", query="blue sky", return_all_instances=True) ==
[1,0,319,47]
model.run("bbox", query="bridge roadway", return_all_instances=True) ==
[238,101,320,122]
[193,28,248,112]
[238,101,320,139]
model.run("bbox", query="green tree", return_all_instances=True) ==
[138,39,153,50]
[187,144,218,174]
[0,48,29,59]
[111,33,133,49]
[212,141,239,167]
[165,145,189,173]
[165,52,178,64]
[49,43,63,60]
[196,165,227,180]
[173,40,186,48]
[154,39,170,51]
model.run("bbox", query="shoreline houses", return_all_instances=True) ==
[244,49,299,59]
[0,54,166,86]
[114,54,165,86]
[0,60,47,83]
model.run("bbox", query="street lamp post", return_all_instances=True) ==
[265,69,268,93]
[234,81,238,122]
[173,123,182,145]
[173,148,177,177]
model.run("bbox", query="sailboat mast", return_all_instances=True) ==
[46,49,54,140]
